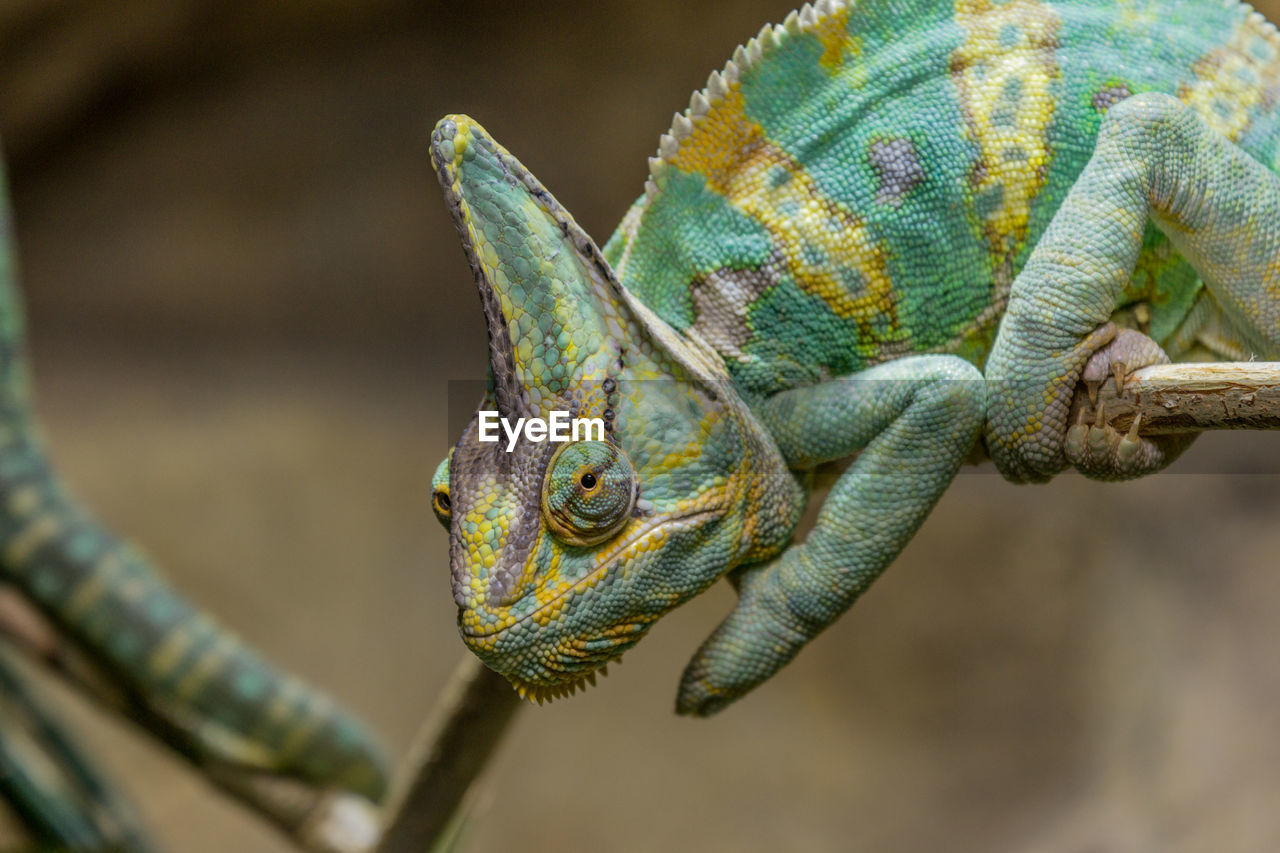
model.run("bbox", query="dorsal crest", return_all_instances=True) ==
[642,0,854,201]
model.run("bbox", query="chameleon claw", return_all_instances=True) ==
[1085,398,1110,459]
[1125,411,1143,442]
[1085,378,1101,407]
[1066,404,1090,462]
[1116,412,1143,468]
[1112,361,1128,393]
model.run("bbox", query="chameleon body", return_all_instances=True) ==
[431,0,1280,714]
[0,160,387,845]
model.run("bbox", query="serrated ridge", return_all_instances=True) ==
[645,0,851,189]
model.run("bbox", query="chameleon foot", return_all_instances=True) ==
[1065,328,1192,480]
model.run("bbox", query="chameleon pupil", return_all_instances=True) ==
[580,472,597,489]
[436,491,451,511]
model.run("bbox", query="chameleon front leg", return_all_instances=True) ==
[986,92,1280,483]
[677,355,984,716]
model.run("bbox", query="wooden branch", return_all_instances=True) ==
[6,359,1278,851]
[1068,361,1280,435]
[375,655,522,853]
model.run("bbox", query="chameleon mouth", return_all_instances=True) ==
[503,619,655,703]
[460,504,726,640]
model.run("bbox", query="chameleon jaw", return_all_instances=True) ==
[457,508,726,700]
[458,503,728,641]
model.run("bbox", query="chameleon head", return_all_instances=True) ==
[429,115,802,701]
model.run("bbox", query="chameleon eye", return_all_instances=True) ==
[542,440,636,546]
[430,454,453,530]
[432,486,452,526]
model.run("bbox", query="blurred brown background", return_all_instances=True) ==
[3,1,1280,850]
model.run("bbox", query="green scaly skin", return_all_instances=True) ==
[0,156,389,829]
[431,0,1280,716]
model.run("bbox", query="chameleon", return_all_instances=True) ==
[429,0,1280,717]
[0,158,388,847]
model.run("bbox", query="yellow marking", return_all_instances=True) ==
[1179,14,1280,141]
[952,0,1060,256]
[115,573,150,604]
[525,537,564,615]
[813,6,858,70]
[173,632,235,701]
[669,87,898,337]
[193,723,276,770]
[250,675,306,747]
[1266,255,1280,301]
[6,485,40,519]
[64,549,126,621]
[277,682,332,760]
[453,121,471,158]
[146,618,202,682]
[5,514,61,565]
[264,694,293,727]
[650,436,708,481]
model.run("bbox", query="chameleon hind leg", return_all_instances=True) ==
[986,92,1280,483]
[677,355,984,716]
[0,642,156,852]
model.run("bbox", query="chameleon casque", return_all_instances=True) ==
[430,0,1280,716]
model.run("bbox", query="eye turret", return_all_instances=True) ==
[432,487,452,526]
[431,454,453,529]
[541,441,636,546]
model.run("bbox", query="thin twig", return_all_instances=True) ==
[335,361,1280,850]
[1069,361,1280,434]
[375,656,521,853]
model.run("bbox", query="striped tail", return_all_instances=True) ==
[0,160,388,801]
